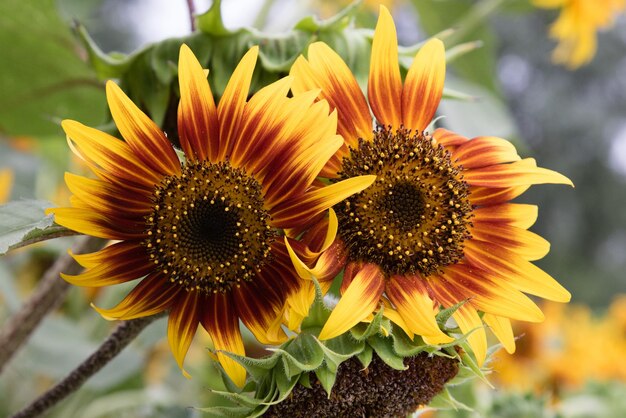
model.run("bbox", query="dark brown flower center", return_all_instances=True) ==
[144,161,277,293]
[336,126,472,277]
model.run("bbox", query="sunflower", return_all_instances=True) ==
[48,44,375,386]
[533,0,626,69]
[287,6,572,365]
[0,169,13,203]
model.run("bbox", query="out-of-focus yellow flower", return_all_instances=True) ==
[533,0,626,69]
[493,297,626,394]
[0,169,13,203]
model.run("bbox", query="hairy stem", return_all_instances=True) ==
[0,235,104,373]
[10,314,164,418]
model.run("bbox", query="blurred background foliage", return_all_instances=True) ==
[1,0,626,416]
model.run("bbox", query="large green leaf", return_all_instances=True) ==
[0,200,63,254]
[0,0,106,136]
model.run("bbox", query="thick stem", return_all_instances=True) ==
[10,314,164,418]
[0,235,104,373]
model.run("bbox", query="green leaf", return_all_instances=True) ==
[269,334,324,378]
[214,349,280,383]
[0,0,106,136]
[0,200,60,255]
[391,327,428,357]
[317,334,364,373]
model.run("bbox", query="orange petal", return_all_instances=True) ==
[386,275,453,344]
[401,38,446,132]
[464,158,573,188]
[291,43,372,145]
[432,128,470,147]
[201,293,247,387]
[368,6,402,127]
[177,44,220,162]
[318,263,385,340]
[217,46,259,161]
[167,291,201,378]
[469,185,531,206]
[92,274,181,320]
[106,81,180,176]
[483,313,516,354]
[453,136,520,169]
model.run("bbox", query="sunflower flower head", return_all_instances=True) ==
[48,44,374,387]
[289,5,573,366]
[533,0,626,68]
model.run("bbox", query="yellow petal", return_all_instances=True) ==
[386,275,453,344]
[483,313,516,354]
[368,5,402,127]
[318,263,385,340]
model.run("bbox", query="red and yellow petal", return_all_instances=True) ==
[469,185,531,206]
[106,81,180,175]
[452,136,520,169]
[167,290,202,378]
[234,268,289,345]
[432,128,470,148]
[470,222,551,261]
[229,76,293,169]
[92,273,181,320]
[318,263,385,340]
[63,243,151,287]
[368,6,403,127]
[464,158,573,188]
[290,42,372,146]
[386,275,453,344]
[401,38,446,133]
[49,207,144,240]
[177,44,220,162]
[271,175,376,229]
[62,120,161,189]
[201,293,247,387]
[217,46,259,161]
[464,240,571,302]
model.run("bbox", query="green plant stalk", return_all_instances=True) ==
[447,0,508,46]
[9,314,164,418]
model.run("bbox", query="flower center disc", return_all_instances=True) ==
[145,161,276,293]
[336,126,472,277]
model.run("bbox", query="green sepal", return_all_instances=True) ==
[356,343,373,369]
[436,299,468,327]
[196,0,231,36]
[213,349,281,383]
[391,326,428,357]
[195,404,258,418]
[300,277,331,332]
[427,386,473,411]
[367,334,407,371]
[316,334,364,373]
[268,333,324,378]
[298,372,312,389]
[349,307,385,341]
[314,365,337,398]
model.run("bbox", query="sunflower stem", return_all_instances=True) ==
[0,235,104,374]
[9,313,165,418]
[186,0,196,32]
